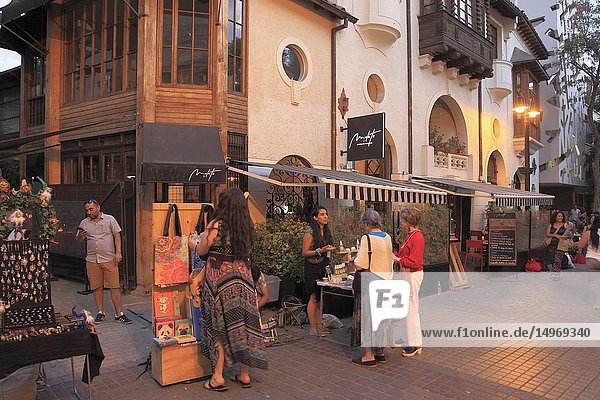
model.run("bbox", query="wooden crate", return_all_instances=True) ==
[150,342,212,386]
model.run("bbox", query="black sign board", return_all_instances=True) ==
[487,213,517,267]
[346,113,385,161]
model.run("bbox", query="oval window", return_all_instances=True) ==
[367,74,385,103]
[282,45,304,81]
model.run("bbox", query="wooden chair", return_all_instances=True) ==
[469,230,484,240]
[464,239,484,272]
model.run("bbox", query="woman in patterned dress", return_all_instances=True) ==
[546,211,572,281]
[189,188,267,391]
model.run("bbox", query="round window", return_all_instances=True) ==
[367,74,385,103]
[282,46,304,81]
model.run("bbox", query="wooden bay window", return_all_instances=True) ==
[63,0,137,104]
[160,0,210,86]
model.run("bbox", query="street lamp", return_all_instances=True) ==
[513,98,540,192]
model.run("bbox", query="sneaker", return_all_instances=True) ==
[94,312,106,324]
[115,313,132,324]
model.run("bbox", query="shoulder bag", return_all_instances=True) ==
[154,204,190,286]
[352,234,372,293]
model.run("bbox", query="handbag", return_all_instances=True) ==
[352,235,372,293]
[525,258,542,272]
[544,237,552,246]
[154,204,190,286]
[557,238,571,252]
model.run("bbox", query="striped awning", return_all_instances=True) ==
[412,177,554,206]
[230,161,446,204]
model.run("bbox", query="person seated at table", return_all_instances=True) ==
[302,206,336,336]
[349,209,395,366]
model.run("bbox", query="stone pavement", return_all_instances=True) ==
[31,268,600,399]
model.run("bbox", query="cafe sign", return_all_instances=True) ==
[487,212,517,267]
[346,113,385,161]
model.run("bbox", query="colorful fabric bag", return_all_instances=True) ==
[154,204,189,286]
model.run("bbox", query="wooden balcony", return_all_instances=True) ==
[418,5,494,80]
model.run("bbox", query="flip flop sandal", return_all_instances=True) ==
[203,379,228,392]
[231,375,252,388]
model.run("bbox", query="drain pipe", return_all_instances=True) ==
[406,0,413,174]
[478,81,483,179]
[331,18,348,170]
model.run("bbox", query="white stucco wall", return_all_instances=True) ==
[247,0,335,169]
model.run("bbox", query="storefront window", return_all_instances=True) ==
[61,133,135,183]
[154,183,211,203]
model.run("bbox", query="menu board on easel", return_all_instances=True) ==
[487,213,517,267]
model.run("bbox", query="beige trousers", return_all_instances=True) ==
[404,270,423,347]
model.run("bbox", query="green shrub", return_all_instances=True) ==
[253,217,308,282]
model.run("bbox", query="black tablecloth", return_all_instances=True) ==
[0,329,104,383]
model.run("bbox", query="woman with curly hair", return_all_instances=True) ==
[189,188,267,392]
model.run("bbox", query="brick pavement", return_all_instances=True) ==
[29,270,600,399]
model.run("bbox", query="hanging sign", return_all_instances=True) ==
[346,113,385,161]
[487,212,517,267]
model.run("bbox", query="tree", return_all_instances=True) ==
[558,0,600,210]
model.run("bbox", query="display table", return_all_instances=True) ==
[0,329,104,399]
[317,280,353,338]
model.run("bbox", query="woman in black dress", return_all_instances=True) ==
[301,206,336,336]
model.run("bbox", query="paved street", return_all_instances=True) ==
[29,266,600,400]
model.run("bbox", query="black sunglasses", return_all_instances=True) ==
[83,199,99,205]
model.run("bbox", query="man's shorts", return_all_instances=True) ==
[86,260,120,290]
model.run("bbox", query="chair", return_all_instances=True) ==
[278,296,307,329]
[464,240,484,272]
[469,230,484,240]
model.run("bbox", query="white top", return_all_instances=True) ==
[354,232,394,277]
[587,245,600,262]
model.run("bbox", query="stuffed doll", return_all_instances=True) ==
[6,209,26,241]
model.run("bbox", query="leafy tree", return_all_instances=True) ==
[558,0,600,209]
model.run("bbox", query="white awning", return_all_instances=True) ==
[411,177,554,206]
[229,161,446,204]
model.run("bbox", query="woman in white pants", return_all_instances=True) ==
[395,207,425,357]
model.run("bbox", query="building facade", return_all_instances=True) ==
[520,0,591,211]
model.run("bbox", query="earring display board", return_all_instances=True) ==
[150,203,211,386]
[0,240,56,330]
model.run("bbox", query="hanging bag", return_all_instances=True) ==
[352,234,372,293]
[154,204,190,286]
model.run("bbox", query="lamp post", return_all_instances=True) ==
[512,101,540,192]
[513,101,540,260]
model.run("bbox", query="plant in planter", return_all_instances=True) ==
[429,126,445,154]
[445,134,466,155]
[253,216,308,283]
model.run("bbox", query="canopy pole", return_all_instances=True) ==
[227,165,323,187]
[410,180,493,199]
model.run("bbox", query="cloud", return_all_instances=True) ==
[0,49,21,72]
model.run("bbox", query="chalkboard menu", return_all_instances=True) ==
[488,213,517,267]
[346,113,385,161]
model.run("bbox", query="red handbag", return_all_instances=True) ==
[574,252,586,265]
[525,259,542,272]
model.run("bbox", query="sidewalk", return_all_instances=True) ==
[34,269,600,399]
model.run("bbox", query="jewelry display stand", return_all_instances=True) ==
[0,240,55,330]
